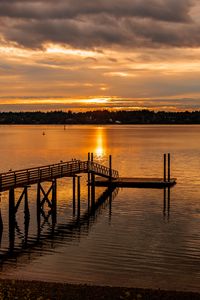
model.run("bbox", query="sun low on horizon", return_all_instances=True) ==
[0,0,200,112]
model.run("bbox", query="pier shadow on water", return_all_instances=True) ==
[0,182,119,269]
[0,184,171,271]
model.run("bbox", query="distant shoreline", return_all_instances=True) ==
[1,109,200,124]
[1,279,200,300]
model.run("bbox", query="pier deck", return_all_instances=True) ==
[94,177,176,188]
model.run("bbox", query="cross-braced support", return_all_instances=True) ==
[8,186,30,252]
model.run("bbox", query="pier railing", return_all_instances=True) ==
[88,161,119,179]
[0,160,119,191]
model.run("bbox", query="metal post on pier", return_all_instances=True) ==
[163,153,166,182]
[168,153,171,182]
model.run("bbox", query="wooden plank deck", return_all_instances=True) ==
[94,177,176,188]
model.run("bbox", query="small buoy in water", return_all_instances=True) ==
[42,132,45,135]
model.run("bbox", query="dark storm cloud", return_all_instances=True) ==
[0,0,198,48]
[0,0,194,22]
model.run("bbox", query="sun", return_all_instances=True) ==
[85,97,110,104]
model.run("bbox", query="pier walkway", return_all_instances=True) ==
[0,159,119,192]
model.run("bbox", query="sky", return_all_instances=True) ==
[0,0,200,111]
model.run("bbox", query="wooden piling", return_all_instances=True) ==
[24,186,30,217]
[88,152,91,161]
[9,188,15,221]
[9,188,15,252]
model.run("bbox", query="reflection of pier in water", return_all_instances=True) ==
[0,185,118,267]
[163,187,171,220]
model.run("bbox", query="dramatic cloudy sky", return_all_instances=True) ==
[0,0,200,111]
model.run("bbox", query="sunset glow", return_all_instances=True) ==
[0,1,200,111]
[45,44,100,58]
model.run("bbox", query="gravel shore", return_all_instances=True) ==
[0,279,200,300]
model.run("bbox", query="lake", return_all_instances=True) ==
[0,124,200,292]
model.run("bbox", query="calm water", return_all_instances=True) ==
[0,125,200,292]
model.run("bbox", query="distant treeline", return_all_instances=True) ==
[1,110,200,124]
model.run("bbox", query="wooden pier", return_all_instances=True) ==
[0,152,176,259]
